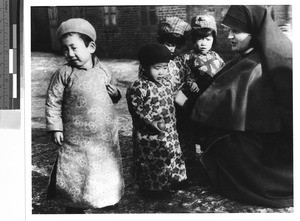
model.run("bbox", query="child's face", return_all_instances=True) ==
[194,36,213,54]
[146,62,169,83]
[163,42,176,54]
[60,33,96,69]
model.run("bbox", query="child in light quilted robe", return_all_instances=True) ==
[45,18,124,214]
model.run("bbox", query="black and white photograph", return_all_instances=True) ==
[1,0,300,220]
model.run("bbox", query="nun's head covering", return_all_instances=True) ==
[222,6,251,34]
[222,5,292,131]
[222,5,292,71]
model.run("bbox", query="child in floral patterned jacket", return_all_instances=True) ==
[157,17,199,174]
[126,43,187,198]
[45,18,124,214]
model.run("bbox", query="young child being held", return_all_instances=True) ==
[45,18,124,214]
[185,14,225,97]
[126,43,187,198]
[175,15,225,172]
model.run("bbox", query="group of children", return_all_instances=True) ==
[45,14,224,213]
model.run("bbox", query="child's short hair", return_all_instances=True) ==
[191,28,217,47]
[157,32,186,49]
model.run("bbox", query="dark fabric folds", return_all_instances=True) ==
[192,5,292,133]
[201,131,293,208]
[191,5,293,208]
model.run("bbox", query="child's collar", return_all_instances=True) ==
[193,49,212,56]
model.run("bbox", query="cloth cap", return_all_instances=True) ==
[57,18,97,41]
[222,6,251,33]
[138,43,171,67]
[159,17,191,36]
[191,15,217,33]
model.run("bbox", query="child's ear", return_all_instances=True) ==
[88,41,96,53]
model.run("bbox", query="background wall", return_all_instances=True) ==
[31,5,292,61]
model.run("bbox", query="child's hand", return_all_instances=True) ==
[53,131,64,146]
[106,84,119,97]
[191,82,199,93]
[175,90,188,107]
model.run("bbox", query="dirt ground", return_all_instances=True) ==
[31,52,293,214]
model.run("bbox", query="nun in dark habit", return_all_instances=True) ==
[176,5,293,208]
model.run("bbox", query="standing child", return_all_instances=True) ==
[45,18,124,214]
[126,43,187,197]
[157,17,196,175]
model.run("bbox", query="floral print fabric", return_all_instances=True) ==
[45,57,124,209]
[167,55,191,93]
[126,72,187,191]
[168,54,197,163]
[184,50,225,92]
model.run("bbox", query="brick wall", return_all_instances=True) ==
[157,5,187,20]
[32,5,292,61]
[31,7,52,51]
[94,6,146,59]
[92,5,189,59]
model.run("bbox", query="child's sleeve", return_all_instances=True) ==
[45,68,66,132]
[212,51,225,71]
[126,82,153,127]
[183,55,196,88]
[101,63,122,103]
[216,53,226,69]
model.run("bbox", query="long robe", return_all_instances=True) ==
[192,51,293,208]
[191,5,293,208]
[192,5,293,207]
[45,57,124,209]
[126,73,187,191]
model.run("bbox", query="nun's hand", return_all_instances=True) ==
[175,90,188,107]
[191,82,199,93]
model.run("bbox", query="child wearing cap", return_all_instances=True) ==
[126,43,187,197]
[176,15,225,172]
[185,14,225,96]
[157,16,191,92]
[45,18,124,213]
[157,17,197,180]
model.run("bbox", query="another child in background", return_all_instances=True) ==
[126,43,187,198]
[157,17,197,175]
[45,18,124,214]
[157,16,191,92]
